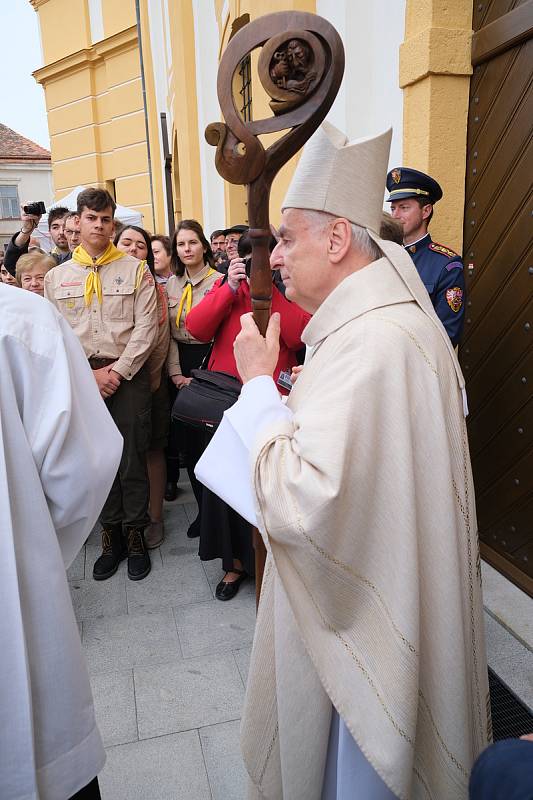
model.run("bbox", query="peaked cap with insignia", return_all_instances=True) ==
[386,167,443,204]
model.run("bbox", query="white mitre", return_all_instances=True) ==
[282,121,392,234]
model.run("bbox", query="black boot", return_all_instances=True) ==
[93,523,126,581]
[125,527,151,581]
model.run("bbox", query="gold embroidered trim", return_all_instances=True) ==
[258,723,279,786]
[374,316,438,376]
[418,691,468,777]
[413,766,433,800]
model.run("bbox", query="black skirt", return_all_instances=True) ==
[198,430,255,576]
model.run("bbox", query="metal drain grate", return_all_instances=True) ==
[489,668,533,740]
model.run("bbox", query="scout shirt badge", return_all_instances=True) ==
[446,286,463,313]
[391,168,401,183]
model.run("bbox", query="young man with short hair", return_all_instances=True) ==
[47,206,70,260]
[45,187,158,582]
[386,167,466,345]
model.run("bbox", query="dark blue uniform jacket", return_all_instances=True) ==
[405,233,465,346]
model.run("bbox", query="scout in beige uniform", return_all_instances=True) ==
[165,219,219,530]
[45,187,158,582]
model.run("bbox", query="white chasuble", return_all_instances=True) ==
[0,286,123,800]
[197,253,490,800]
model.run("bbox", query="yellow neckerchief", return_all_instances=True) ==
[176,266,216,327]
[72,242,125,306]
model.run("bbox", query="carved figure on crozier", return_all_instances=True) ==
[269,38,317,95]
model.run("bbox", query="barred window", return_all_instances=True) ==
[0,186,19,219]
[239,55,252,122]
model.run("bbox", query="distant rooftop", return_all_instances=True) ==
[0,124,50,163]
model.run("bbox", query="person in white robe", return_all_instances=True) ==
[196,122,491,799]
[0,285,123,800]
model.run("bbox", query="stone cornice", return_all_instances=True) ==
[399,27,473,88]
[33,25,138,85]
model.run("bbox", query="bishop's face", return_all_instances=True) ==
[272,208,331,314]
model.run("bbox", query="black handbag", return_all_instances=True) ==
[171,368,242,430]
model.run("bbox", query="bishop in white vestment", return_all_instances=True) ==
[196,123,490,799]
[0,285,123,799]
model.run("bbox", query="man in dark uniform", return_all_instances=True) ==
[386,167,465,345]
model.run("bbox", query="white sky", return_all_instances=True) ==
[0,0,50,149]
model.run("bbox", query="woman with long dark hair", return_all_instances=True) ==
[115,225,170,549]
[166,220,220,531]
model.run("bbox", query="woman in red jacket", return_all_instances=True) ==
[186,234,310,600]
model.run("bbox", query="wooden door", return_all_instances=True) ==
[461,0,533,595]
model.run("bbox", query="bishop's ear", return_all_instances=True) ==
[327,218,352,263]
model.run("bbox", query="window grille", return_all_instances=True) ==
[239,55,252,122]
[0,186,19,219]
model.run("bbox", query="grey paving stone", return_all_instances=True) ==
[99,730,211,800]
[233,646,252,687]
[200,719,247,800]
[134,653,244,739]
[90,670,137,748]
[67,546,86,581]
[485,612,533,709]
[184,500,199,522]
[69,575,127,621]
[126,557,212,614]
[83,609,181,674]
[86,521,102,547]
[482,561,533,650]
[162,502,190,535]
[174,598,256,658]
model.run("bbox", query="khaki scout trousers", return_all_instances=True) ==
[100,365,152,529]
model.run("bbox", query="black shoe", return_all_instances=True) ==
[93,524,127,581]
[164,481,178,502]
[187,517,200,538]
[125,527,151,581]
[215,570,247,601]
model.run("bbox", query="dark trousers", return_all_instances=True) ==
[101,365,152,529]
[69,777,101,800]
[167,341,211,492]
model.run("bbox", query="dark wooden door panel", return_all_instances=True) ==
[464,300,532,410]
[475,447,533,528]
[471,395,533,491]
[467,347,533,455]
[463,252,532,377]
[461,3,533,592]
[483,495,533,554]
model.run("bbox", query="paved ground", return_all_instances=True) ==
[68,477,255,800]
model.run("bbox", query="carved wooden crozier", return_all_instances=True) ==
[206,11,345,602]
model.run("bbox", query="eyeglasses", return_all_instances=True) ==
[21,274,46,284]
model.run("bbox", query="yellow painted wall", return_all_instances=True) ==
[401,0,473,252]
[32,1,155,230]
[166,0,204,225]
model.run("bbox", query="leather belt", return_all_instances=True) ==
[88,357,115,370]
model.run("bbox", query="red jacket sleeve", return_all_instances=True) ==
[273,285,311,349]
[185,278,238,342]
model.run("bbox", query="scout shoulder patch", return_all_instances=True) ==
[429,242,459,259]
[446,286,463,313]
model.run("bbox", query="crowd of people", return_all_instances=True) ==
[2,128,531,800]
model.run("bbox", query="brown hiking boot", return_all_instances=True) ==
[93,523,126,581]
[125,527,151,581]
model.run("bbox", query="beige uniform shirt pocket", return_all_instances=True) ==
[102,282,135,324]
[53,285,85,321]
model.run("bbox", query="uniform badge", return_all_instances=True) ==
[429,242,458,259]
[391,168,401,184]
[113,276,124,285]
[409,245,416,253]
[446,287,463,313]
